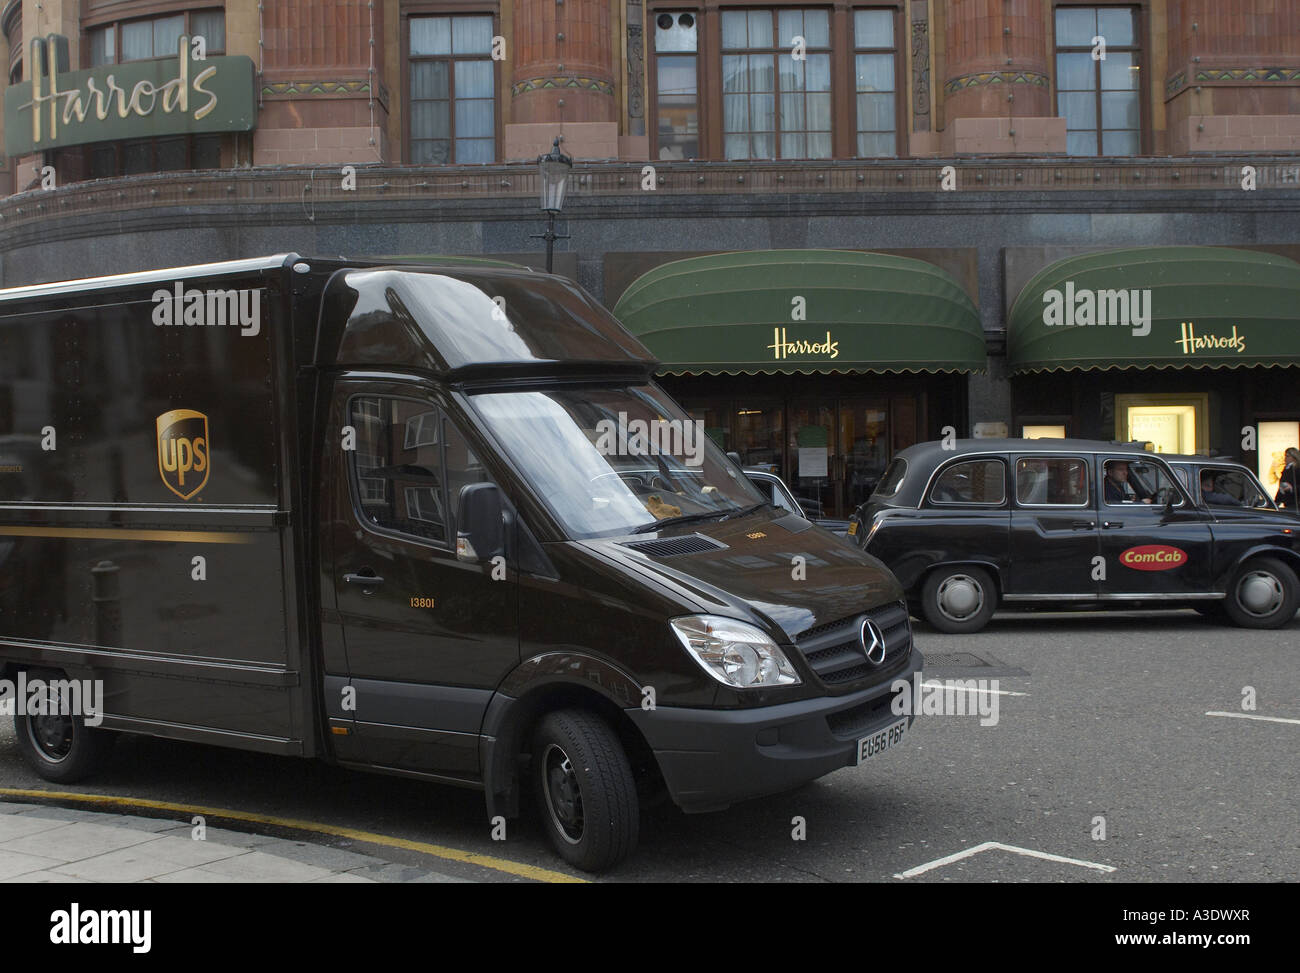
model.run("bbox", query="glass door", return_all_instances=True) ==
[788,399,835,519]
[840,398,890,514]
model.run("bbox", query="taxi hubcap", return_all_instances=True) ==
[937,575,984,620]
[1238,571,1283,616]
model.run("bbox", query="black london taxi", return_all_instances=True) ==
[847,438,1300,633]
[0,254,919,874]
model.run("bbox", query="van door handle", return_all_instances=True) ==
[344,572,385,587]
[1071,520,1095,529]
[1102,521,1124,529]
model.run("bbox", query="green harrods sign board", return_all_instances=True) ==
[5,34,257,156]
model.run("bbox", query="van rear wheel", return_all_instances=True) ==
[921,566,997,634]
[13,672,114,783]
[1222,557,1299,629]
[532,710,638,873]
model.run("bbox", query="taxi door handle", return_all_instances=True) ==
[344,572,385,587]
[1102,521,1124,529]
[1071,520,1095,530]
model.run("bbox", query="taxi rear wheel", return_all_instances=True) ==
[1222,557,1299,630]
[921,566,997,634]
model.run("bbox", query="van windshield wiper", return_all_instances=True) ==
[719,501,773,521]
[630,510,731,534]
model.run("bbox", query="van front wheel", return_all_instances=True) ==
[532,710,639,873]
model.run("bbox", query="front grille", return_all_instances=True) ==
[795,600,912,688]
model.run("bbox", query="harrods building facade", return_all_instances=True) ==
[2,0,1299,517]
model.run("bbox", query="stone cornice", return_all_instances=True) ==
[1,157,1297,251]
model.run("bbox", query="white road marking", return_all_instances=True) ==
[1205,711,1300,726]
[919,681,1030,697]
[894,841,1116,879]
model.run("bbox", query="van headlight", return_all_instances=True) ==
[669,615,801,688]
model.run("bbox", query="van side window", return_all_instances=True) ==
[1016,457,1089,506]
[443,416,494,521]
[349,396,448,544]
[930,459,1006,505]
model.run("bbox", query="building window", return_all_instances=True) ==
[409,15,496,164]
[854,9,897,157]
[84,136,222,179]
[88,9,225,65]
[654,12,699,160]
[1055,6,1140,156]
[721,8,831,160]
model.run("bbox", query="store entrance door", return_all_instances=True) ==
[787,395,922,519]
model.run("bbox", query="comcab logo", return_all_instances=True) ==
[1120,544,1188,571]
[156,409,209,500]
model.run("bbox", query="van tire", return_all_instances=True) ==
[13,674,115,783]
[532,710,639,873]
[921,566,997,634]
[1222,557,1299,630]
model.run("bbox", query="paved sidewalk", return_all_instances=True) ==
[0,802,473,883]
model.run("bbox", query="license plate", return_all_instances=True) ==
[855,717,908,766]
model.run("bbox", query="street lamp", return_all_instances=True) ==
[532,136,572,273]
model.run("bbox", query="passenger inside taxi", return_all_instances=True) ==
[1201,473,1243,507]
[1104,460,1152,504]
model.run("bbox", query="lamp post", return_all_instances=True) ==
[532,136,573,274]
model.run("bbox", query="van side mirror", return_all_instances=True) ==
[456,483,505,562]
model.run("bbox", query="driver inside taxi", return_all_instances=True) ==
[1104,460,1152,504]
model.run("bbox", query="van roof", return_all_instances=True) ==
[0,253,302,302]
[324,265,658,378]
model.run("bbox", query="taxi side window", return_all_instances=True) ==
[930,459,1006,505]
[1201,468,1266,508]
[1103,458,1182,508]
[1016,457,1089,506]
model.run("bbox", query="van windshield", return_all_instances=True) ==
[471,385,765,539]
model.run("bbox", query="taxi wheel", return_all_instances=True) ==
[1223,558,1299,630]
[921,566,997,634]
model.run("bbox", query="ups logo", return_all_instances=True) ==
[156,409,210,500]
[746,531,767,539]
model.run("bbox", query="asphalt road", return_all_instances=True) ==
[1,608,1296,883]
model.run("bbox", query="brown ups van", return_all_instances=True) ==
[0,254,920,871]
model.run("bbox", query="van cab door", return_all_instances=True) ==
[1095,455,1215,597]
[1008,453,1100,597]
[324,381,518,778]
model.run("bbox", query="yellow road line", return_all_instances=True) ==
[0,787,585,884]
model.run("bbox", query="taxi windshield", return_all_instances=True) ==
[470,384,765,539]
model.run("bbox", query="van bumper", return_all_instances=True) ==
[626,649,922,813]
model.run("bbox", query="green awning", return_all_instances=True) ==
[611,249,986,375]
[1008,246,1300,374]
